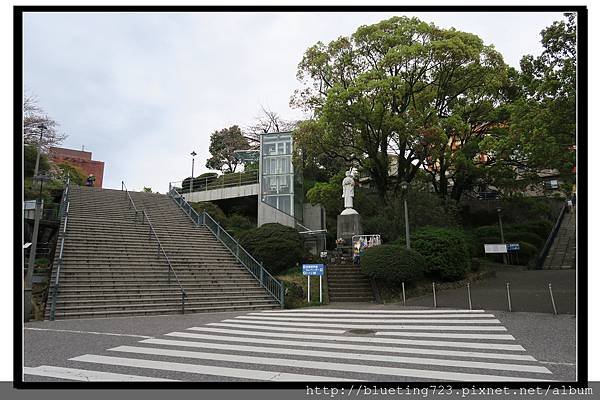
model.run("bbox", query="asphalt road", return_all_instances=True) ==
[22,305,576,383]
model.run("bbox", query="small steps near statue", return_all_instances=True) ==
[326,263,376,302]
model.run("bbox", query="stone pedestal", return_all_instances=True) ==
[337,212,362,243]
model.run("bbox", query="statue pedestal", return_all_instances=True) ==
[337,211,362,257]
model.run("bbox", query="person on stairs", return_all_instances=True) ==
[86,174,96,187]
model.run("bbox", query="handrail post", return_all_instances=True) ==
[181,292,185,314]
[260,267,264,286]
[280,283,285,309]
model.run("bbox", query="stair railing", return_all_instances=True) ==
[49,176,71,320]
[535,202,568,270]
[122,181,187,313]
[168,185,284,308]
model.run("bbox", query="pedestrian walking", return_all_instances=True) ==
[86,174,96,187]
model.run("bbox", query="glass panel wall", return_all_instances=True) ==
[260,132,294,216]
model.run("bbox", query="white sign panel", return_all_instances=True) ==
[484,244,508,254]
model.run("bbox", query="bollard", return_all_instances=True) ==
[549,283,558,315]
[432,282,437,308]
[506,283,512,312]
[467,282,472,310]
[402,282,406,307]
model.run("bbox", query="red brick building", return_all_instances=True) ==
[48,147,105,187]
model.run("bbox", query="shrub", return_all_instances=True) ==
[508,220,553,240]
[471,225,544,250]
[225,213,255,239]
[513,242,537,266]
[191,201,227,225]
[361,245,426,285]
[411,226,471,281]
[238,223,304,275]
[504,232,544,250]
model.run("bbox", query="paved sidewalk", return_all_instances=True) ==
[404,266,576,314]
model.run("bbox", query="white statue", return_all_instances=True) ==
[342,170,355,209]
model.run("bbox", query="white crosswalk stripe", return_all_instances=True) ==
[25,308,553,382]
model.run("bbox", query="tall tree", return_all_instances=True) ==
[205,125,250,173]
[292,16,507,200]
[23,93,67,150]
[243,106,298,148]
[510,13,576,181]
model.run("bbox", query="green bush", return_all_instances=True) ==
[360,245,426,285]
[513,242,537,266]
[225,213,254,238]
[508,220,553,240]
[504,232,544,250]
[238,223,304,275]
[411,227,471,281]
[191,202,227,225]
[471,225,544,249]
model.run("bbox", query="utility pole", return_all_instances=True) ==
[24,124,46,321]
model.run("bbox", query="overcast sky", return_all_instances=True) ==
[23,11,566,192]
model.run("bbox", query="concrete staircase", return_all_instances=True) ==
[543,206,577,269]
[46,185,279,320]
[326,263,376,302]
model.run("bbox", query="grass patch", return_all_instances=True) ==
[277,266,329,309]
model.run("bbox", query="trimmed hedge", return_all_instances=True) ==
[238,223,304,275]
[361,245,426,285]
[411,227,471,281]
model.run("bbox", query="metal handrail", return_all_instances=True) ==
[170,169,259,195]
[49,176,71,320]
[168,185,284,308]
[122,181,187,313]
[536,203,568,269]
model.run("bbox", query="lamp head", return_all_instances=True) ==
[191,151,197,157]
[400,181,409,191]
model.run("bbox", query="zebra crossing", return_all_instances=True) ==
[24,308,554,382]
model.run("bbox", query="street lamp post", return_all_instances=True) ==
[24,124,46,321]
[401,180,411,249]
[190,151,197,194]
[497,207,507,264]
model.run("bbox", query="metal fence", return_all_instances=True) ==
[49,176,71,320]
[168,186,284,307]
[171,169,259,194]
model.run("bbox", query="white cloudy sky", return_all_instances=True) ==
[23,11,566,192]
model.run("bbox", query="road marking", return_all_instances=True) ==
[24,327,153,339]
[235,316,502,324]
[143,337,542,369]
[539,361,577,366]
[155,332,533,360]
[106,345,551,382]
[206,322,346,334]
[262,309,487,314]
[248,312,498,319]
[23,365,176,381]
[70,354,357,382]
[222,319,507,331]
[204,324,519,343]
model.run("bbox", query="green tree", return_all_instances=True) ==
[293,16,507,201]
[205,125,250,173]
[24,144,49,178]
[486,14,576,187]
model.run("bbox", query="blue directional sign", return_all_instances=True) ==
[506,243,520,251]
[302,264,325,276]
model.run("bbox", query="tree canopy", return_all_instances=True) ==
[292,16,508,200]
[205,125,250,173]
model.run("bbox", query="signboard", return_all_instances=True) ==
[484,244,508,254]
[302,264,325,276]
[302,264,326,303]
[506,243,520,252]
